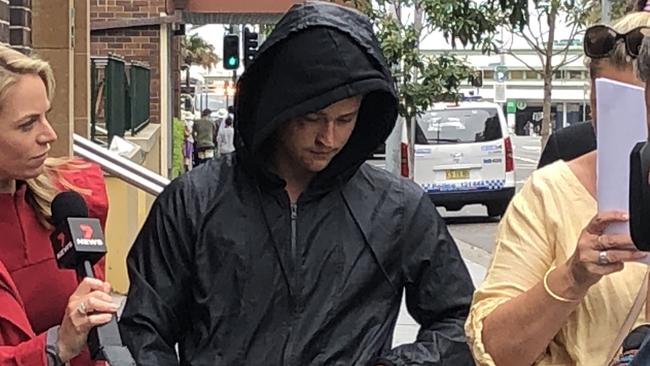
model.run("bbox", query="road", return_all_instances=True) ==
[367,135,542,256]
[440,135,541,255]
[393,135,543,346]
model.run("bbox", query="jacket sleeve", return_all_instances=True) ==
[118,177,194,366]
[376,191,475,366]
[537,133,560,168]
[0,331,47,366]
[0,278,47,366]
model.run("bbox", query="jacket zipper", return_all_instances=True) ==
[291,203,297,275]
[290,203,301,310]
[285,203,299,366]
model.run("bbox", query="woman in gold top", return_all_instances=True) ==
[466,11,650,366]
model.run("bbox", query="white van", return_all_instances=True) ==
[413,102,515,217]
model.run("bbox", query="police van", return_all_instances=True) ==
[413,102,515,217]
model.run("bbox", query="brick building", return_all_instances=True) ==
[9,0,31,52]
[0,0,34,52]
[90,0,182,125]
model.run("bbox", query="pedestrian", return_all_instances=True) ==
[216,116,235,162]
[466,11,650,366]
[119,2,474,365]
[192,108,216,166]
[537,121,595,168]
[0,44,117,365]
[182,118,194,172]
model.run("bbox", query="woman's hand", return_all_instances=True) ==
[564,211,646,298]
[56,277,118,363]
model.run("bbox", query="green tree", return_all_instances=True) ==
[329,0,529,176]
[181,34,220,87]
[498,0,588,147]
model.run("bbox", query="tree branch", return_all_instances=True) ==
[504,50,543,75]
[553,53,582,72]
[551,22,581,56]
[536,7,545,47]
[518,30,547,63]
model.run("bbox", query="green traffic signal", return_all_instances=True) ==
[223,34,240,70]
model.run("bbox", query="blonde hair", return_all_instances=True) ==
[26,159,93,228]
[586,12,650,77]
[0,44,83,228]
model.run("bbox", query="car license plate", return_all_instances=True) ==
[446,169,469,180]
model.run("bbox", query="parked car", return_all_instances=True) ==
[413,102,515,217]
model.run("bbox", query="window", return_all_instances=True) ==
[566,70,585,80]
[525,71,539,80]
[483,70,494,80]
[416,108,503,145]
[510,70,525,80]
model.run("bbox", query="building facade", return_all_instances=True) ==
[425,47,590,135]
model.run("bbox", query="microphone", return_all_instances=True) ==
[51,191,105,279]
[50,191,135,366]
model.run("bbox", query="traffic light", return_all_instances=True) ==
[243,27,259,68]
[223,34,240,70]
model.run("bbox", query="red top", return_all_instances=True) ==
[0,161,109,366]
[0,260,47,366]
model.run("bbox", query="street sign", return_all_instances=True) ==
[506,100,516,114]
[494,83,506,103]
[495,65,508,83]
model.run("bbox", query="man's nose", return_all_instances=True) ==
[317,120,336,146]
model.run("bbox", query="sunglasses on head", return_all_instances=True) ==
[584,25,650,59]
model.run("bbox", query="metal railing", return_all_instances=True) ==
[73,134,169,196]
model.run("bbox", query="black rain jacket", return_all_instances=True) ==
[119,2,475,365]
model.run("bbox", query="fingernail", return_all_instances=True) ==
[622,214,630,220]
[635,252,647,258]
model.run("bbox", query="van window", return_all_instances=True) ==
[416,108,502,144]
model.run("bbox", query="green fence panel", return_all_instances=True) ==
[129,63,150,134]
[105,55,128,140]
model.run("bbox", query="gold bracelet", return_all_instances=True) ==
[543,266,580,303]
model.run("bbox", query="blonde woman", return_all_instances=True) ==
[466,11,650,366]
[0,45,116,365]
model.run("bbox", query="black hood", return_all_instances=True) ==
[234,1,398,189]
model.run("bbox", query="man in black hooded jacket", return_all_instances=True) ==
[119,2,475,365]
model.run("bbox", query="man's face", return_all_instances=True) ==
[276,96,362,174]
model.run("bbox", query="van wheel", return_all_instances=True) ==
[487,202,508,217]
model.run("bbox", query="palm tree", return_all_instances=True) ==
[181,34,220,87]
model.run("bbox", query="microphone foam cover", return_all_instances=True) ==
[51,191,88,227]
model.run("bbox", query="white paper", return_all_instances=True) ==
[595,78,647,236]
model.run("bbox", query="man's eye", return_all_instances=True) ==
[303,115,321,122]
